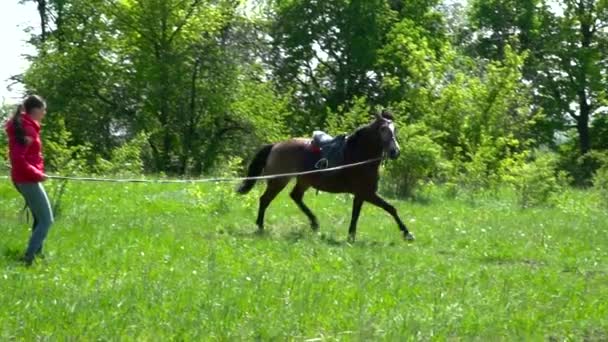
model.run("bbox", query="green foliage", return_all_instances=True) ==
[382,124,446,198]
[21,0,273,175]
[453,139,504,196]
[387,45,539,198]
[189,155,259,217]
[376,16,447,107]
[591,152,608,206]
[209,155,245,179]
[0,103,11,173]
[468,0,608,174]
[558,138,608,186]
[0,142,6,174]
[95,133,149,176]
[594,166,608,206]
[42,118,92,175]
[500,151,568,208]
[269,0,445,123]
[230,77,290,144]
[13,0,608,189]
[433,47,536,160]
[467,0,547,63]
[324,97,373,134]
[592,114,608,150]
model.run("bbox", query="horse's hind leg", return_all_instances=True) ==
[290,181,319,231]
[256,178,289,232]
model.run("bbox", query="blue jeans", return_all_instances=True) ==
[14,182,54,259]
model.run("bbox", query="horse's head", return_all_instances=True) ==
[372,110,400,160]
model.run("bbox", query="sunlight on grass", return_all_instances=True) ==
[1,180,607,339]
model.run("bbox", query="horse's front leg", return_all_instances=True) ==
[365,193,415,241]
[348,196,364,242]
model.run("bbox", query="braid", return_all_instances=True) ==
[13,104,26,145]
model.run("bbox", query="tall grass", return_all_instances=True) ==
[1,179,606,340]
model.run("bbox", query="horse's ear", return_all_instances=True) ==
[381,109,395,121]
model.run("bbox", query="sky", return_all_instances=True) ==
[0,1,38,104]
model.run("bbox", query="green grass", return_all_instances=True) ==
[1,179,607,340]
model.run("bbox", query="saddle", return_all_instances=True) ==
[310,130,347,169]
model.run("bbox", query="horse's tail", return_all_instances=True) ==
[236,144,274,195]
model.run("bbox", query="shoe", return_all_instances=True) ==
[21,255,34,267]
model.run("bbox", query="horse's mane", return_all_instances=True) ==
[347,110,394,145]
[381,110,394,121]
[347,123,369,143]
[346,121,374,148]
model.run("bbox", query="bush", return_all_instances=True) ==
[447,135,522,200]
[458,142,502,194]
[382,124,446,198]
[500,151,567,208]
[189,156,247,216]
[557,133,606,186]
[591,152,608,206]
[1,103,14,174]
[593,166,608,206]
[0,134,7,174]
[95,133,149,176]
[42,118,92,175]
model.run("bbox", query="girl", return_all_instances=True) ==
[5,95,53,266]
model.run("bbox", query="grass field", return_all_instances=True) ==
[1,178,607,340]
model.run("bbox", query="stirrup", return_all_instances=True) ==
[315,158,329,169]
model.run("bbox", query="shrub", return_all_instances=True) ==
[591,151,608,206]
[500,151,567,208]
[1,103,13,173]
[43,118,92,175]
[382,124,446,198]
[557,133,607,186]
[95,133,148,176]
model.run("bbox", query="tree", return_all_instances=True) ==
[538,0,608,155]
[267,0,445,131]
[468,0,608,157]
[20,0,288,174]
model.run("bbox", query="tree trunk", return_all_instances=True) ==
[37,0,47,42]
[576,100,591,154]
[576,3,593,155]
[181,56,201,175]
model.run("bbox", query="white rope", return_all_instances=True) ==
[0,157,382,184]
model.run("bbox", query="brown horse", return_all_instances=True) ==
[236,111,415,242]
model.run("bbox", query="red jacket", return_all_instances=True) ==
[5,114,46,183]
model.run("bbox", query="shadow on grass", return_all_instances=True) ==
[478,255,545,268]
[203,225,401,249]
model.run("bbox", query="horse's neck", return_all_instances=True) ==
[346,129,383,162]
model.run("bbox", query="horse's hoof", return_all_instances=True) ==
[404,232,415,241]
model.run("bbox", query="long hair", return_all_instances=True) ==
[12,95,46,145]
